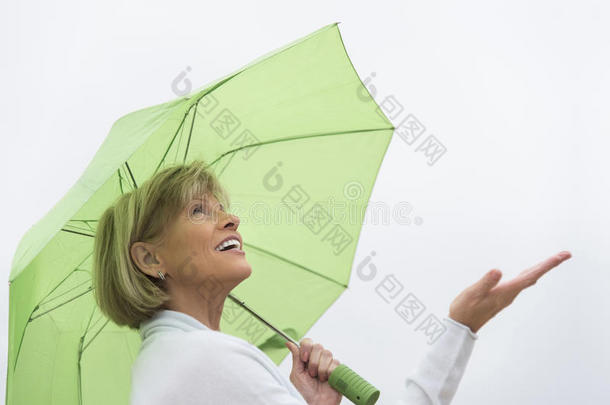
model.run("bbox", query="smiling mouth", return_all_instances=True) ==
[215,247,245,256]
[215,238,243,253]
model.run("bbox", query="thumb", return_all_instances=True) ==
[285,341,304,373]
[475,269,502,293]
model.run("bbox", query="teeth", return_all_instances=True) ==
[215,238,241,251]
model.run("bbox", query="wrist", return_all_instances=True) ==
[447,314,480,336]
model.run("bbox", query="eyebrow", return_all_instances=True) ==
[190,198,225,211]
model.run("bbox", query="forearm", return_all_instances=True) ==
[398,317,478,405]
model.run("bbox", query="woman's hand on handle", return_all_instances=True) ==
[285,338,342,405]
[449,250,572,333]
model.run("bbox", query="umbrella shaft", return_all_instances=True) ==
[227,293,300,348]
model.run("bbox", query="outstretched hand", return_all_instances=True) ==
[449,251,572,333]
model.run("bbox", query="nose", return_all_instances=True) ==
[218,210,240,229]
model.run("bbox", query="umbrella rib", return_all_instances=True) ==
[155,71,243,175]
[65,221,96,237]
[117,168,125,194]
[215,146,238,178]
[243,242,348,288]
[61,228,94,238]
[125,162,137,189]
[35,254,93,306]
[154,109,191,175]
[12,255,92,371]
[183,102,198,163]
[77,335,84,405]
[209,126,394,167]
[29,287,93,321]
[80,306,97,345]
[38,277,91,307]
[12,285,93,373]
[80,318,110,353]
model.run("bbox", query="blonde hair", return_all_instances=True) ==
[92,159,231,330]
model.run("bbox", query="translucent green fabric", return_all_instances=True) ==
[7,22,393,404]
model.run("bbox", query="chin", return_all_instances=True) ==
[226,261,252,283]
[239,263,253,279]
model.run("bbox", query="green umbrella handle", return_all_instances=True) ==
[328,363,380,405]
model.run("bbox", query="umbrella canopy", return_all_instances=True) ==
[7,21,394,404]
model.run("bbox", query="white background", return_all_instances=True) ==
[1,0,609,403]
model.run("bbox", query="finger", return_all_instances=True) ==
[473,269,503,294]
[299,338,313,363]
[504,251,572,291]
[317,349,334,382]
[285,341,296,357]
[285,342,304,373]
[308,343,324,378]
[521,251,572,280]
[329,358,341,375]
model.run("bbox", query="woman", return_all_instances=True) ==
[92,160,571,405]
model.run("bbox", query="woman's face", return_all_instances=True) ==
[156,193,252,301]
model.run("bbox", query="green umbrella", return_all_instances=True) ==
[7,21,394,405]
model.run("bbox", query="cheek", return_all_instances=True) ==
[187,224,216,254]
[165,225,209,261]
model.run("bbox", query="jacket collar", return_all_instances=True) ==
[138,309,211,341]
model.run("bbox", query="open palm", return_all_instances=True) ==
[449,251,572,333]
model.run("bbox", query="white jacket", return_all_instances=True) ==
[130,309,477,405]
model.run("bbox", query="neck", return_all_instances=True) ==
[163,285,229,331]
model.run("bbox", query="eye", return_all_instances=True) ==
[189,199,226,219]
[192,203,207,215]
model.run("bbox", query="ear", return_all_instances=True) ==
[130,241,163,277]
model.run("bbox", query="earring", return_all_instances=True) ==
[158,271,166,281]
